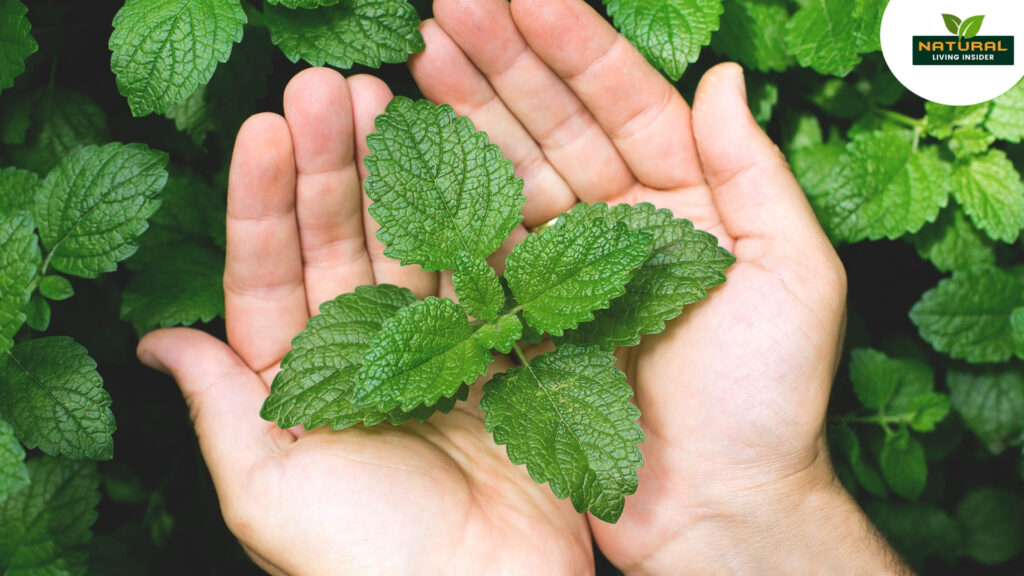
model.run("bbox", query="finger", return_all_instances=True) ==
[692,64,828,249]
[510,0,706,191]
[349,74,439,298]
[224,114,309,375]
[283,68,376,313]
[410,20,575,226]
[137,329,291,491]
[433,0,636,202]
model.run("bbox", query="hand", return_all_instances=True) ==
[137,69,594,575]
[409,0,904,573]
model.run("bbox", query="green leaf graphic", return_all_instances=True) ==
[959,15,984,40]
[942,14,962,36]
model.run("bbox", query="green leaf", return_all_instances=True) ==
[986,79,1024,143]
[453,255,504,322]
[959,15,984,40]
[23,293,49,332]
[262,285,419,430]
[264,0,424,69]
[0,213,40,354]
[849,348,903,409]
[0,419,27,504]
[602,0,722,81]
[942,14,962,36]
[947,127,996,159]
[911,206,996,273]
[924,101,990,139]
[474,314,522,355]
[0,457,100,575]
[790,140,845,206]
[848,348,949,431]
[110,0,247,116]
[266,0,341,7]
[955,488,1024,564]
[854,0,885,53]
[34,143,169,279]
[364,97,525,271]
[710,0,792,73]
[880,433,927,500]
[1012,308,1024,356]
[120,242,225,335]
[141,168,225,249]
[784,0,862,77]
[865,501,962,565]
[38,275,73,302]
[505,215,652,336]
[554,203,732,349]
[0,0,37,94]
[479,345,644,523]
[0,337,115,460]
[831,424,888,497]
[165,23,274,145]
[5,87,110,175]
[953,150,1024,243]
[910,267,1024,363]
[821,133,952,242]
[905,393,951,433]
[354,297,491,412]
[947,368,1024,454]
[0,167,39,217]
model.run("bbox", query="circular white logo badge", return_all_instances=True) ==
[881,0,1024,105]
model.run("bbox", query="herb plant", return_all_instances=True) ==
[0,0,1022,573]
[259,96,733,522]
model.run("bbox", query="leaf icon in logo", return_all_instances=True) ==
[943,13,962,35]
[959,15,985,40]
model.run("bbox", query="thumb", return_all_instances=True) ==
[138,328,288,486]
[692,63,826,249]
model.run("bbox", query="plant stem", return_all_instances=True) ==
[875,108,926,129]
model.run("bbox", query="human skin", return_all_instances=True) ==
[137,0,911,574]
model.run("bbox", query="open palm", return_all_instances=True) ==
[140,0,850,573]
[407,0,847,572]
[138,68,592,575]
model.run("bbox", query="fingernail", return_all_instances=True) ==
[138,349,169,375]
[735,66,747,101]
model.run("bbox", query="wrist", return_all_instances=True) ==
[623,446,911,576]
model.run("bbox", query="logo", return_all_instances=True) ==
[881,0,1024,105]
[912,14,1014,65]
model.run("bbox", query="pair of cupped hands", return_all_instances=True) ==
[138,0,903,574]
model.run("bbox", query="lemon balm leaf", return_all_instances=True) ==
[0,419,27,504]
[784,0,862,77]
[602,0,723,81]
[453,255,504,323]
[952,150,1024,243]
[479,345,644,523]
[261,285,418,430]
[0,213,39,355]
[819,133,952,242]
[505,216,651,337]
[34,143,169,279]
[353,297,491,412]
[0,458,100,575]
[911,207,996,273]
[364,98,525,271]
[110,0,246,116]
[0,337,115,460]
[0,0,37,95]
[264,0,423,69]
[910,267,1024,364]
[948,368,1024,454]
[554,203,732,349]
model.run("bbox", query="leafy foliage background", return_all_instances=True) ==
[0,0,1022,573]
